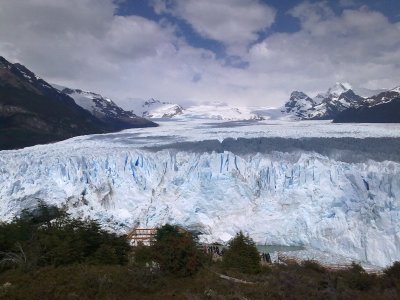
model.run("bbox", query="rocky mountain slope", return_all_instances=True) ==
[0,56,112,150]
[334,87,400,123]
[282,91,316,119]
[0,56,157,150]
[138,98,184,118]
[53,85,157,130]
[283,82,395,121]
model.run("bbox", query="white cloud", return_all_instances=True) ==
[150,0,276,54]
[104,16,177,59]
[247,2,400,94]
[0,0,399,108]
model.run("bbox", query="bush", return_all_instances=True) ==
[301,260,326,273]
[384,261,400,279]
[339,262,374,291]
[222,231,261,274]
[152,224,204,277]
[0,203,130,271]
[132,244,154,266]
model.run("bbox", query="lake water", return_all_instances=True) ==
[257,245,305,253]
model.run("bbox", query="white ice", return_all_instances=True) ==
[1,120,400,268]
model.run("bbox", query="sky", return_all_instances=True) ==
[0,0,399,108]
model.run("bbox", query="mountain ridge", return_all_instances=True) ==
[0,56,157,150]
[52,85,157,130]
[282,82,399,121]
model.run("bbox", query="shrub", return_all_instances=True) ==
[301,260,326,273]
[339,262,374,291]
[152,224,204,277]
[0,203,130,271]
[384,261,400,279]
[132,244,154,267]
[222,231,261,274]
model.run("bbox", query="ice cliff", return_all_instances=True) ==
[0,136,399,268]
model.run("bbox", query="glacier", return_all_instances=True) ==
[1,120,400,268]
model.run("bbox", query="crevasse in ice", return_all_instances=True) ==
[1,142,399,267]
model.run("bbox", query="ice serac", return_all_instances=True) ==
[0,138,399,268]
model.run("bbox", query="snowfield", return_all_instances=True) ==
[1,119,400,268]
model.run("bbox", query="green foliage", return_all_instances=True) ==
[338,262,375,291]
[132,244,154,267]
[0,204,130,271]
[383,261,400,290]
[2,247,400,299]
[222,231,261,274]
[152,224,205,277]
[384,261,400,279]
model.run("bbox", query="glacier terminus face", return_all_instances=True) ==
[1,120,400,268]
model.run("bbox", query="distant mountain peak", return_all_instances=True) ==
[140,98,184,118]
[0,56,123,150]
[283,91,315,119]
[391,86,400,93]
[290,91,311,100]
[52,84,157,130]
[326,82,352,99]
[283,82,377,120]
[143,98,163,106]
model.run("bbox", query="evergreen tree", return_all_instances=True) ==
[152,224,204,277]
[222,231,261,274]
[0,203,130,271]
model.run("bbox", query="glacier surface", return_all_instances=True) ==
[1,120,400,267]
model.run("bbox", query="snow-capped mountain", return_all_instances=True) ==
[178,102,263,121]
[125,98,184,119]
[129,99,263,121]
[53,85,157,129]
[309,89,365,120]
[363,86,400,107]
[334,97,400,123]
[325,82,352,100]
[140,98,184,118]
[283,82,387,120]
[283,91,316,119]
[334,86,400,123]
[0,56,117,150]
[392,86,400,93]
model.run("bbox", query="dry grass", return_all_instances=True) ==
[0,262,399,300]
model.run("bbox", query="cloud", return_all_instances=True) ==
[150,0,276,54]
[0,0,184,93]
[104,16,178,59]
[247,2,400,94]
[0,0,399,108]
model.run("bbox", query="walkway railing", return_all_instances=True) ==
[127,228,156,246]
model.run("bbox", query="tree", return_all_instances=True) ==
[152,224,204,277]
[0,203,130,271]
[222,231,261,274]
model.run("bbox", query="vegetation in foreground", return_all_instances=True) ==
[0,205,400,299]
